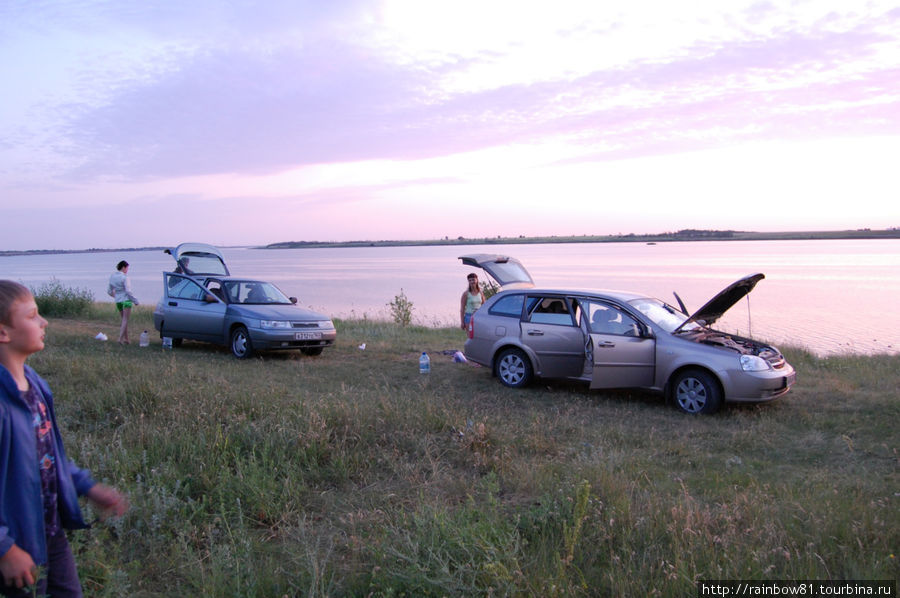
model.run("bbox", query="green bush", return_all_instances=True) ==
[480,280,500,300]
[30,278,95,317]
[387,288,414,327]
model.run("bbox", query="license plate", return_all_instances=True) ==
[295,332,322,340]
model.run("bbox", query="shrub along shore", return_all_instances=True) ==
[26,305,899,596]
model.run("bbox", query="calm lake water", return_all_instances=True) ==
[2,239,898,356]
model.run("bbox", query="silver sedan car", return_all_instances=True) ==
[153,243,336,358]
[460,254,796,414]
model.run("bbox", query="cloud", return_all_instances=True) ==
[42,2,895,185]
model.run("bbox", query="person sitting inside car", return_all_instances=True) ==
[246,284,266,303]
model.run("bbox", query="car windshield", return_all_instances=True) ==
[223,281,292,305]
[628,297,700,333]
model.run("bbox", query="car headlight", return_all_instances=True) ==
[260,320,292,329]
[740,354,771,372]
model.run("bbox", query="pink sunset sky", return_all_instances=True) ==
[1,0,898,251]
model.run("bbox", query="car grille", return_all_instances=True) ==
[292,322,319,328]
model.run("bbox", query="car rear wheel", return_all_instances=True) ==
[671,369,722,414]
[230,326,254,359]
[495,348,533,388]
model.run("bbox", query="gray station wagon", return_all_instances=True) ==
[153,243,336,358]
[460,254,796,414]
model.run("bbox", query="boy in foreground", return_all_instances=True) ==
[0,281,128,597]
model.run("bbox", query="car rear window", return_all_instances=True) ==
[178,252,228,276]
[486,261,532,286]
[528,297,573,325]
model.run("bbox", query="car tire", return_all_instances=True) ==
[495,348,533,388]
[671,369,722,414]
[230,326,254,359]
[300,347,324,356]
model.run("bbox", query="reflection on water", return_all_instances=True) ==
[2,240,897,356]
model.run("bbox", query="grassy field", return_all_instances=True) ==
[25,306,899,596]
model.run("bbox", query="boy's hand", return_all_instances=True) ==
[0,544,37,589]
[86,483,129,520]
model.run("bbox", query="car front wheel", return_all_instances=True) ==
[495,348,533,388]
[671,369,722,414]
[230,326,254,359]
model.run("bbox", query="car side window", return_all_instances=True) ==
[572,300,584,327]
[206,281,226,302]
[166,274,189,296]
[168,275,207,301]
[528,297,574,325]
[586,301,641,336]
[489,294,525,318]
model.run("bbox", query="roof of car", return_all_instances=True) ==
[492,287,652,303]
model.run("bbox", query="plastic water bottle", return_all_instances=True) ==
[139,330,150,347]
[419,351,430,374]
[162,337,173,350]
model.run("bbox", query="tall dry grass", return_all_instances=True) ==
[22,306,899,596]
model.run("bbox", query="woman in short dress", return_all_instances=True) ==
[460,273,485,330]
[107,260,139,344]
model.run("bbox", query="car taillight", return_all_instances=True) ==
[467,316,474,339]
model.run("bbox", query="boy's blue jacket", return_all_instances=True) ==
[0,364,95,566]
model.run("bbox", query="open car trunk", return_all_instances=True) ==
[164,242,230,277]
[458,254,535,289]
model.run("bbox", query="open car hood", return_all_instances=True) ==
[674,273,765,332]
[459,254,535,289]
[164,242,230,276]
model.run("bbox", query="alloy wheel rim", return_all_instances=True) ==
[500,355,524,384]
[676,378,706,413]
[233,333,247,356]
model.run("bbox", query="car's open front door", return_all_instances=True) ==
[582,300,656,389]
[162,273,227,341]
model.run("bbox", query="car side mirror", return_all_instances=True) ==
[290,297,298,304]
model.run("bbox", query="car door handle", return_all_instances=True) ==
[526,329,544,336]
[597,341,615,348]
[168,301,178,306]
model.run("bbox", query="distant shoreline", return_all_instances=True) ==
[0,246,170,258]
[2,228,897,256]
[264,228,900,250]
